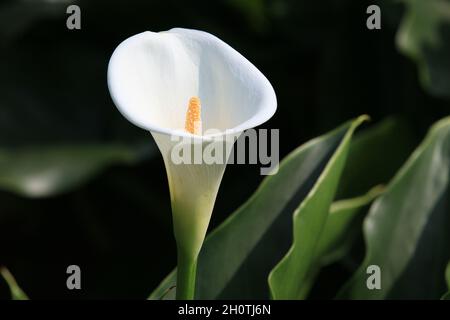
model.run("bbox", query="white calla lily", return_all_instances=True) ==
[107,28,276,299]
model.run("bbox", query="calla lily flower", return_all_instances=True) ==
[107,28,276,299]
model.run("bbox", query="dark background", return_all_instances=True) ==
[0,0,448,299]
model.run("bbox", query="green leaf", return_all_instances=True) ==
[298,117,413,298]
[338,116,450,299]
[0,143,146,197]
[268,116,368,300]
[336,117,415,199]
[150,115,368,299]
[150,185,382,300]
[318,185,385,267]
[149,271,177,300]
[0,267,29,300]
[396,0,450,99]
[286,185,385,299]
[149,116,368,299]
[446,261,450,289]
[442,262,450,300]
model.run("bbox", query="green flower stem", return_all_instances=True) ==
[176,252,198,300]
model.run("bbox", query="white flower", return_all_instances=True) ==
[107,28,276,298]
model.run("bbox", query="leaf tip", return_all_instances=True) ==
[357,114,371,124]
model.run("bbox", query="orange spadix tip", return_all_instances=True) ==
[185,96,202,135]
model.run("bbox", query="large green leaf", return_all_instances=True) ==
[150,187,383,301]
[396,0,450,99]
[267,116,368,299]
[338,116,450,299]
[0,143,146,197]
[303,117,414,299]
[149,116,367,299]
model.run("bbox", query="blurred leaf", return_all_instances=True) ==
[0,267,29,300]
[442,261,450,299]
[149,116,367,299]
[336,117,415,199]
[396,0,450,99]
[443,261,450,299]
[0,143,147,197]
[0,0,73,42]
[268,116,368,299]
[227,0,267,31]
[0,5,155,198]
[446,261,450,289]
[338,116,450,299]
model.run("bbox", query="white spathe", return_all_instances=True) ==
[107,28,276,259]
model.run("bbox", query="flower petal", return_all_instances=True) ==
[108,28,276,137]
